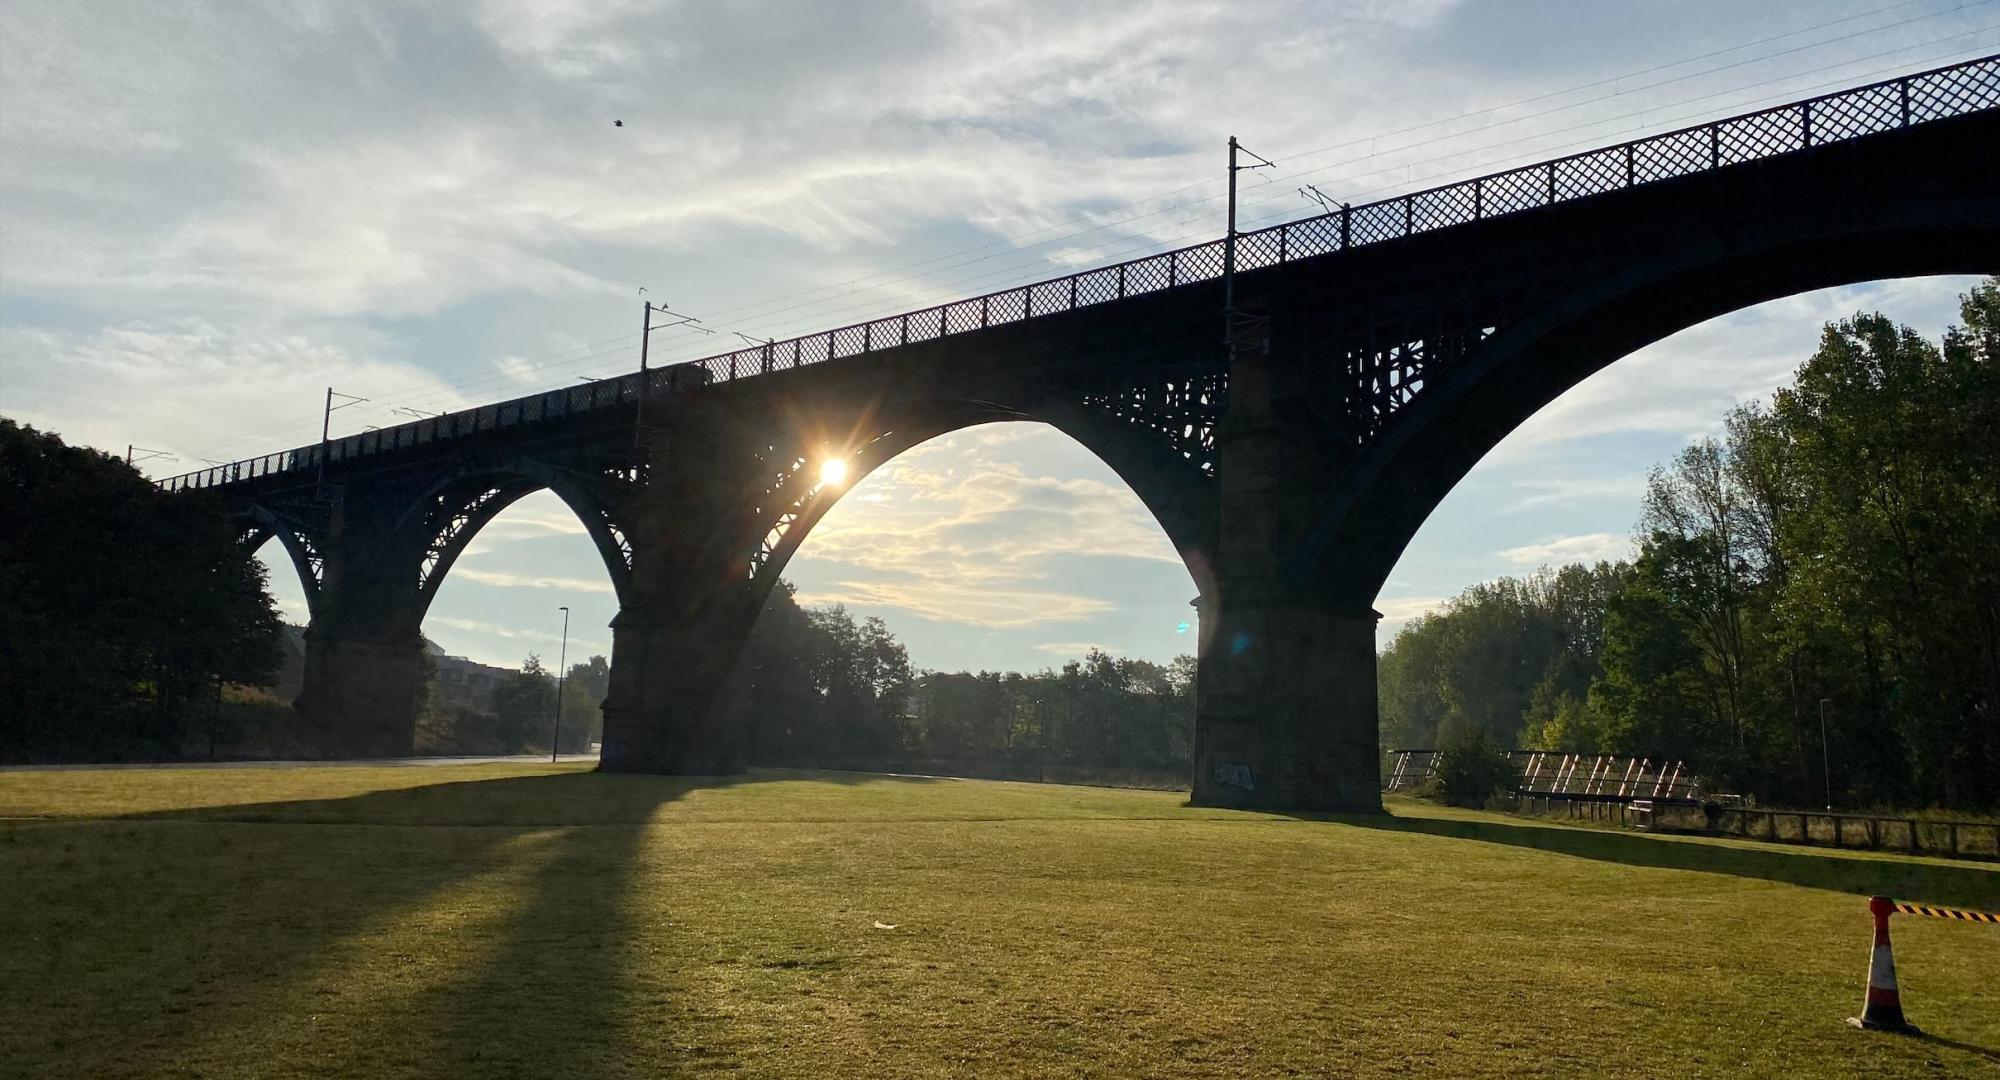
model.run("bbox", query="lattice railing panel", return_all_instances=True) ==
[1555,147,1625,200]
[1720,108,1803,165]
[161,55,2000,492]
[1631,127,1711,182]
[1412,182,1477,231]
[1811,84,1902,143]
[1481,166,1549,214]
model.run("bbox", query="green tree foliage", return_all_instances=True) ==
[0,420,283,760]
[490,654,556,753]
[1379,562,1629,751]
[1427,727,1516,808]
[735,583,1194,775]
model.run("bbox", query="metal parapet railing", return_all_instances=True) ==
[159,55,2000,494]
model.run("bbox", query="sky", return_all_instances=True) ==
[2,1,1994,673]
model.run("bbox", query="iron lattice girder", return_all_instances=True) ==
[1077,364,1228,478]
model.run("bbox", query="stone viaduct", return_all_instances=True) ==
[166,57,2000,810]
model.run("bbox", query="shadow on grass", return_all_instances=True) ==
[1318,811,2000,910]
[0,767,938,1077]
[1914,1031,2000,1064]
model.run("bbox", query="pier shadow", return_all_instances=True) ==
[1316,810,2000,911]
[3,766,931,1077]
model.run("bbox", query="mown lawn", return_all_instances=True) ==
[1,763,1994,1078]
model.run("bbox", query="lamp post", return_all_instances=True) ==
[553,606,570,763]
[1819,698,1833,811]
[1036,699,1048,784]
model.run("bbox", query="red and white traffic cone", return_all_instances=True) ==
[1847,896,1919,1034]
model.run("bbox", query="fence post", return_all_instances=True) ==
[1069,276,1078,310]
[1546,162,1556,205]
[1404,196,1413,236]
[1900,79,1911,126]
[1341,205,1351,249]
[1801,101,1813,148]
[1710,125,1721,167]
[981,296,989,328]
[1624,143,1635,185]
[1117,264,1127,298]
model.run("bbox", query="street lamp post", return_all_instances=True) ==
[1036,699,1048,784]
[553,606,570,764]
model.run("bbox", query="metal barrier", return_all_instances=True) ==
[159,55,2000,494]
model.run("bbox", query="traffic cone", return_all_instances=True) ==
[1847,896,1919,1034]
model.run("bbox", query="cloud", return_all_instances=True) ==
[1034,641,1113,656]
[0,318,467,473]
[425,615,609,659]
[1496,533,1630,567]
[449,568,616,594]
[1375,595,1447,633]
[795,582,1111,629]
[783,433,1186,629]
[1502,475,1646,513]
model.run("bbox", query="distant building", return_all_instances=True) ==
[426,641,512,712]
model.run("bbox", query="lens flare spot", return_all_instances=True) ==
[818,457,849,486]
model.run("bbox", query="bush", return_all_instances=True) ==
[1427,729,1516,808]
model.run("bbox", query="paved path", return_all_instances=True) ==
[0,753,601,773]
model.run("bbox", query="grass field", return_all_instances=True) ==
[2,763,1995,1078]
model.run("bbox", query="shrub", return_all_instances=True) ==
[1427,728,1516,808]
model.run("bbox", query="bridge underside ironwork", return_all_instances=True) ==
[171,59,2000,810]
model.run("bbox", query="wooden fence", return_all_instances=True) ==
[1514,792,1999,861]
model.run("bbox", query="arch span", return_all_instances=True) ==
[753,405,1217,608]
[1293,199,2000,600]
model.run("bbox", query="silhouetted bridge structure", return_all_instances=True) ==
[164,58,2000,810]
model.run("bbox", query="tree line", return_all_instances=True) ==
[1381,280,2000,810]
[732,583,1196,781]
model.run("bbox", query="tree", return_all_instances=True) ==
[0,420,283,760]
[490,654,555,753]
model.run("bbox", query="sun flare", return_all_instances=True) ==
[818,457,850,486]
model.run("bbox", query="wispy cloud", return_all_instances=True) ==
[449,568,616,594]
[788,434,1186,630]
[426,615,609,655]
[1496,533,1630,566]
[1376,595,1447,634]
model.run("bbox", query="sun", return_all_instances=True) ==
[818,457,849,486]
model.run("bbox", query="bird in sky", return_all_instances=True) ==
[613,119,623,127]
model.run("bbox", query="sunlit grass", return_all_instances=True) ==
[1,764,1994,1077]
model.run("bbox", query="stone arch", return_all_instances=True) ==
[741,395,1219,613]
[388,456,645,616]
[238,504,327,620]
[1292,210,2000,601]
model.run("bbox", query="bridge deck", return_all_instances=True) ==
[160,54,2000,494]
